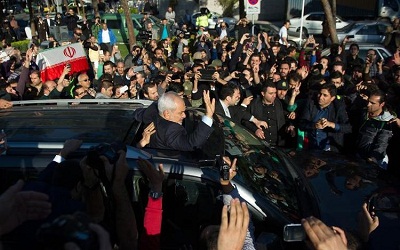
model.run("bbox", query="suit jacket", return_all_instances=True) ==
[215,99,252,125]
[133,102,214,151]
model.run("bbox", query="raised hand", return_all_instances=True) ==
[203,90,215,118]
[218,198,250,250]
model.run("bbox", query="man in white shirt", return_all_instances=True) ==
[279,20,290,47]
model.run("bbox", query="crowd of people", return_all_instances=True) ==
[1,6,400,249]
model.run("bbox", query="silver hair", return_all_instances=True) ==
[158,92,179,115]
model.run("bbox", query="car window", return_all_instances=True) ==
[377,48,391,60]
[106,20,120,30]
[377,24,388,35]
[188,110,301,220]
[0,107,140,144]
[134,173,223,249]
[358,49,368,60]
[132,19,141,30]
[357,24,378,35]
[307,14,323,21]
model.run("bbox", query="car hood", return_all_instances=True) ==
[290,150,383,230]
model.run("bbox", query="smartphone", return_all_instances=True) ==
[66,63,71,69]
[133,66,144,72]
[203,31,209,35]
[216,155,230,180]
[347,35,354,39]
[283,224,306,242]
[119,85,129,93]
[99,50,104,55]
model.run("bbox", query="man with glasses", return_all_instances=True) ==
[76,73,95,98]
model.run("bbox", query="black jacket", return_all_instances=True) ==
[299,98,352,152]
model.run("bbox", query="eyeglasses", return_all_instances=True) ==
[81,78,89,82]
[76,33,82,36]
[367,53,375,56]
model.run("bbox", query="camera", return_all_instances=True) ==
[217,156,230,181]
[36,212,99,250]
[86,142,126,170]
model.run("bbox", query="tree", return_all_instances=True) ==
[27,0,36,37]
[121,0,136,47]
[321,0,339,44]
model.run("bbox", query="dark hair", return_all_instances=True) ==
[349,43,359,51]
[103,61,115,69]
[219,83,239,100]
[287,46,297,54]
[320,83,337,97]
[370,89,386,104]
[332,61,346,71]
[261,81,277,92]
[98,80,113,92]
[288,72,302,83]
[142,81,157,95]
[166,82,184,94]
[330,71,343,81]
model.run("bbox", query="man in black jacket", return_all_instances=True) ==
[215,83,267,129]
[133,91,215,151]
[244,81,287,146]
[298,83,352,152]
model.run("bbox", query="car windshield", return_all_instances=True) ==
[199,111,301,220]
[0,105,140,144]
[338,22,362,33]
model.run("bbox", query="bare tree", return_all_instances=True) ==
[121,0,136,47]
[27,0,36,36]
[321,0,339,43]
[331,0,336,21]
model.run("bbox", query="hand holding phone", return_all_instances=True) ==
[283,224,306,242]
[119,85,129,94]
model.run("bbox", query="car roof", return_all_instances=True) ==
[1,99,152,144]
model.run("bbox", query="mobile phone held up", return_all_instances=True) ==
[216,155,230,181]
[283,224,306,242]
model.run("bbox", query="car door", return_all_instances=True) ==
[355,23,383,43]
[305,13,323,34]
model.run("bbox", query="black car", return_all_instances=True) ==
[0,99,399,249]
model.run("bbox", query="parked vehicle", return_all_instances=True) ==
[336,21,390,44]
[321,43,392,64]
[288,12,350,35]
[254,20,306,48]
[287,0,400,21]
[191,8,237,31]
[0,99,399,249]
[7,4,24,14]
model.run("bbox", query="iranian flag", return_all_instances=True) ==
[36,43,89,82]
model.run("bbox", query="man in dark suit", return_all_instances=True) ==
[133,91,215,151]
[215,83,267,129]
